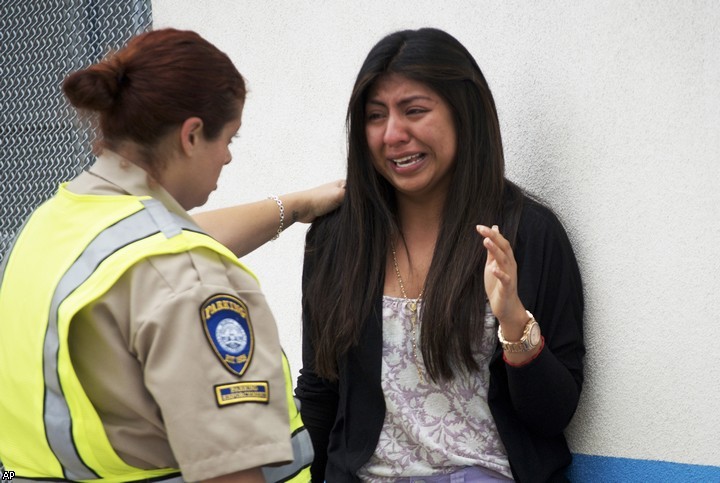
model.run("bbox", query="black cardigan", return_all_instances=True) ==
[296,199,585,483]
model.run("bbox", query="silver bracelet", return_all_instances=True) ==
[268,195,284,240]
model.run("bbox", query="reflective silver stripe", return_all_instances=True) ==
[262,427,314,483]
[42,200,197,480]
[142,199,187,238]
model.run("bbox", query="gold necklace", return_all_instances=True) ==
[390,240,425,383]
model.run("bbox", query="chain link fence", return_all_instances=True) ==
[0,0,152,264]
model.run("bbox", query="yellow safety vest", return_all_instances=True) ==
[0,186,312,482]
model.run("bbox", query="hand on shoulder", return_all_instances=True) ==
[287,179,346,223]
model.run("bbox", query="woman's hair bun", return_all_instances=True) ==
[60,28,246,150]
[62,58,125,111]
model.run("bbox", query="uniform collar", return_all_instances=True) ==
[89,150,196,225]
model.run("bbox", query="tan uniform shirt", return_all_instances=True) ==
[66,152,293,482]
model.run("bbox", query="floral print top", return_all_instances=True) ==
[356,296,512,481]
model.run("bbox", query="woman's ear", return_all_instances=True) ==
[180,117,204,155]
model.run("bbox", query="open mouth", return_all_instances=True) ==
[391,153,425,168]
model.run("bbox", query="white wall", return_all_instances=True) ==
[152,0,720,471]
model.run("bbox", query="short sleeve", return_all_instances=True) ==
[129,247,293,481]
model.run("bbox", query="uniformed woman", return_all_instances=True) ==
[0,28,343,483]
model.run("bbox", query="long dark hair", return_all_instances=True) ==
[306,28,524,381]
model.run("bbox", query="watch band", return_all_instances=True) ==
[497,310,541,353]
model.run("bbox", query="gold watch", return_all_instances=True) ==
[497,310,541,353]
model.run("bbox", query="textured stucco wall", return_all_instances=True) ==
[152,0,720,471]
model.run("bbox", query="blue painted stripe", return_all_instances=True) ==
[570,454,720,482]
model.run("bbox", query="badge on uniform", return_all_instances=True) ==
[214,381,269,406]
[201,294,254,376]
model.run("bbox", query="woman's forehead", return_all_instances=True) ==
[366,74,439,103]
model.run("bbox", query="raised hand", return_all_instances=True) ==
[476,224,528,340]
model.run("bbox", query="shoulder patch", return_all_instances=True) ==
[215,381,269,406]
[201,294,254,376]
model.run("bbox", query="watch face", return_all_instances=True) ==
[529,323,541,346]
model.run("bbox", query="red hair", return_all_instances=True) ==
[63,28,245,158]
